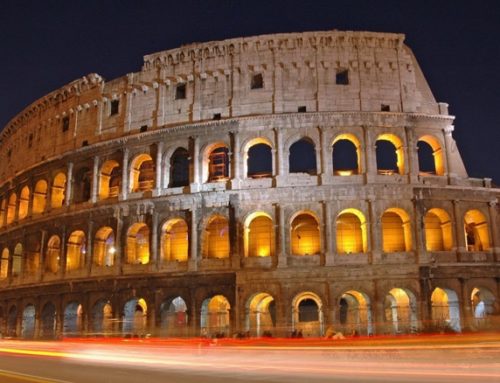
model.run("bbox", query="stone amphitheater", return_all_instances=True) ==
[0,30,498,339]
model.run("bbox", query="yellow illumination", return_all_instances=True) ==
[376,133,405,175]
[162,218,189,262]
[291,213,320,256]
[203,215,229,259]
[245,213,274,258]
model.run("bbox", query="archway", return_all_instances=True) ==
[169,147,190,187]
[245,293,275,337]
[66,230,86,272]
[73,167,91,203]
[206,145,230,182]
[12,243,22,278]
[417,135,444,176]
[99,160,121,199]
[6,193,16,224]
[424,208,453,251]
[245,213,275,257]
[291,213,320,256]
[339,290,373,336]
[384,288,418,334]
[431,287,461,332]
[93,227,115,267]
[292,292,323,337]
[247,141,272,178]
[332,134,361,176]
[289,138,316,175]
[376,134,404,175]
[91,300,113,336]
[45,235,61,274]
[7,306,17,337]
[381,208,412,252]
[202,215,230,259]
[130,154,155,192]
[200,295,230,337]
[18,186,30,220]
[336,209,367,254]
[471,287,496,330]
[161,218,189,262]
[159,296,188,337]
[126,223,150,264]
[40,302,56,339]
[51,172,66,208]
[123,298,147,336]
[63,302,83,337]
[21,305,36,339]
[33,180,48,214]
[464,210,490,251]
[1,248,9,279]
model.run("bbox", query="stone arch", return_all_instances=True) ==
[25,236,41,277]
[12,243,22,277]
[244,138,273,178]
[126,223,150,264]
[332,133,361,175]
[431,287,461,332]
[0,248,9,279]
[123,298,147,336]
[292,291,324,337]
[7,305,17,337]
[244,212,275,257]
[376,133,404,175]
[0,198,6,227]
[336,208,368,254]
[93,226,115,267]
[204,142,230,182]
[21,304,36,339]
[424,208,453,251]
[32,179,48,214]
[338,290,373,336]
[63,301,83,337]
[130,153,155,192]
[291,211,320,256]
[73,167,92,203]
[161,218,189,262]
[384,288,418,334]
[245,292,276,337]
[202,214,230,259]
[91,299,113,335]
[169,147,190,187]
[417,135,445,176]
[66,230,86,272]
[99,160,121,199]
[40,302,57,339]
[51,172,66,208]
[159,296,188,337]
[45,235,61,274]
[464,209,490,251]
[381,208,412,252]
[470,287,497,330]
[18,186,30,220]
[289,137,317,175]
[200,295,230,337]
[6,192,16,224]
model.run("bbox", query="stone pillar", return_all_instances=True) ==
[155,141,164,195]
[151,212,159,270]
[319,128,332,183]
[120,148,129,200]
[276,204,287,268]
[91,155,99,203]
[188,207,198,272]
[324,201,335,265]
[442,126,455,180]
[27,181,34,218]
[367,198,379,263]
[190,136,200,192]
[65,162,73,207]
[452,200,466,252]
[405,126,419,183]
[38,230,47,282]
[413,196,427,263]
[230,131,241,189]
[488,200,500,260]
[60,227,67,278]
[86,220,94,276]
[363,126,377,183]
[274,128,284,178]
[115,213,124,273]
[460,278,472,331]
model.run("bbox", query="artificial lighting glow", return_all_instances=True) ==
[108,246,116,254]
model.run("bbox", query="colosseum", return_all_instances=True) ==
[0,30,498,339]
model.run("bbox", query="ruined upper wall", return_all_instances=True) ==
[0,30,442,181]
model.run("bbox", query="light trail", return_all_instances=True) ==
[0,368,72,383]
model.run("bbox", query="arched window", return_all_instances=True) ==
[161,218,189,262]
[291,213,320,255]
[33,180,48,214]
[289,138,316,175]
[381,208,412,252]
[93,227,115,267]
[25,237,41,277]
[292,292,324,337]
[332,134,361,176]
[18,186,30,220]
[201,295,230,336]
[73,167,91,203]
[123,298,147,336]
[376,134,404,175]
[202,215,230,259]
[130,154,155,192]
[12,243,22,277]
[245,293,275,336]
[51,172,66,208]
[0,248,9,279]
[0,199,5,227]
[336,209,367,253]
[247,142,272,178]
[126,223,150,264]
[245,214,275,257]
[6,193,17,224]
[385,288,418,334]
[66,230,86,271]
[464,210,490,252]
[424,209,453,251]
[99,160,120,199]
[169,147,190,187]
[417,135,444,176]
[207,145,230,182]
[45,235,61,274]
[431,287,461,332]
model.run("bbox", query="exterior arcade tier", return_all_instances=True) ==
[0,30,498,339]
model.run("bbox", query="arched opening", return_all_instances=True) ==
[63,302,83,337]
[417,135,444,176]
[289,138,317,175]
[32,180,48,214]
[292,292,323,337]
[376,134,404,175]
[7,306,17,337]
[464,209,490,252]
[431,287,461,332]
[91,300,113,336]
[336,209,367,254]
[161,218,189,262]
[66,230,86,272]
[6,193,17,224]
[51,172,66,208]
[18,186,30,220]
[381,208,412,252]
[424,208,453,251]
[245,293,275,337]
[169,147,190,187]
[332,134,361,176]
[12,243,22,278]
[21,305,36,339]
[0,199,5,227]
[40,302,56,339]
[247,142,272,178]
[25,237,41,277]
[202,215,230,259]
[384,288,418,334]
[93,227,115,267]
[73,167,91,203]
[159,296,188,337]
[130,154,155,192]
[206,145,230,182]
[339,290,373,336]
[245,213,275,257]
[471,287,497,330]
[1,248,9,279]
[291,213,320,256]
[123,298,147,336]
[99,160,121,200]
[126,223,150,264]
[45,235,61,274]
[200,295,230,337]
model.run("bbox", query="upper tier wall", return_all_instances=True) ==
[0,30,440,181]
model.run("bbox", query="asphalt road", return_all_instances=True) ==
[0,337,499,383]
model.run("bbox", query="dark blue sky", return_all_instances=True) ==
[1,0,499,183]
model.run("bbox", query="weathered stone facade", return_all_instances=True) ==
[0,30,498,339]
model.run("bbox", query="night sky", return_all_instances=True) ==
[1,0,499,184]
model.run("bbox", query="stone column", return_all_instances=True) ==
[190,136,200,192]
[488,200,500,260]
[413,196,427,263]
[115,213,124,274]
[60,227,67,278]
[230,131,241,189]
[155,141,164,195]
[120,148,129,200]
[319,128,332,183]
[460,278,472,331]
[363,126,377,183]
[405,126,419,183]
[324,201,335,266]
[274,128,285,184]
[452,200,466,252]
[188,207,198,272]
[276,204,287,268]
[65,162,73,207]
[150,212,159,270]
[86,220,94,276]
[38,230,47,282]
[442,126,455,180]
[367,198,380,263]
[91,155,99,203]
